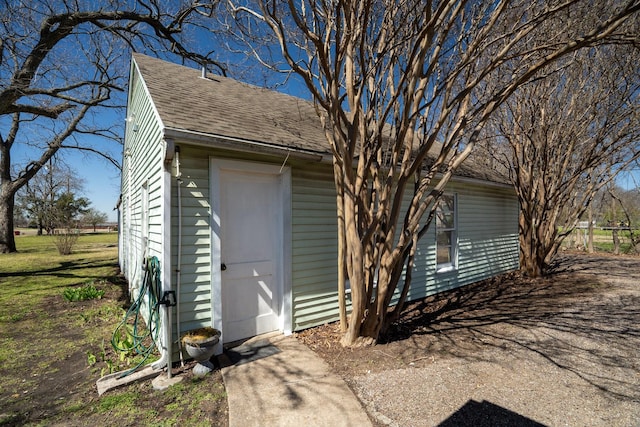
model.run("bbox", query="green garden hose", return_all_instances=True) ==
[111,256,162,378]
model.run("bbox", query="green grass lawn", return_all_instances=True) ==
[564,227,638,254]
[1,232,120,319]
[0,233,227,426]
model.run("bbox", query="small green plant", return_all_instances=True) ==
[0,308,28,323]
[63,283,105,302]
[101,360,115,377]
[112,324,136,354]
[87,351,97,366]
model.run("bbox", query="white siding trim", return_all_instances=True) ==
[210,159,223,353]
[159,163,173,359]
[281,168,293,335]
[131,58,166,131]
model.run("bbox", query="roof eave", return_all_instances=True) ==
[449,174,513,190]
[162,128,511,190]
[163,127,329,163]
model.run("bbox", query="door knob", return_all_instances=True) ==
[221,263,227,271]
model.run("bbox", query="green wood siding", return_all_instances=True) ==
[122,62,519,339]
[406,182,519,302]
[119,66,165,293]
[291,165,340,329]
[289,172,519,330]
[170,146,213,334]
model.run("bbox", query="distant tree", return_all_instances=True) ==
[16,160,84,234]
[227,0,640,345]
[82,209,109,232]
[0,0,224,253]
[606,184,640,254]
[484,45,640,276]
[593,181,640,227]
[16,175,54,235]
[54,192,90,228]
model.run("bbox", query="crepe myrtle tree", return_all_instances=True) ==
[0,0,225,253]
[483,45,640,277]
[225,0,640,346]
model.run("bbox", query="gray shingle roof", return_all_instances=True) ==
[133,53,508,185]
[133,53,331,154]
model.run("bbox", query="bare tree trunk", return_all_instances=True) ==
[334,160,347,333]
[611,194,620,254]
[588,202,594,253]
[0,2,224,257]
[487,42,639,277]
[341,194,372,346]
[519,212,545,277]
[612,228,621,254]
[228,0,640,346]
[0,192,17,253]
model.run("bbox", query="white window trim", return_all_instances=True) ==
[436,193,458,273]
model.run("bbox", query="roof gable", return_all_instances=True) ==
[132,53,330,154]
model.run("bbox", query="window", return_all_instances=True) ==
[436,194,457,271]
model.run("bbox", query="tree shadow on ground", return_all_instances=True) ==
[382,253,640,401]
[437,399,547,427]
[2,259,116,280]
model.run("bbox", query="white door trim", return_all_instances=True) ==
[210,158,291,350]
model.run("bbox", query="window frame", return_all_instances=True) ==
[435,193,458,272]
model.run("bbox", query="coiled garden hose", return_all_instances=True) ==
[111,256,162,378]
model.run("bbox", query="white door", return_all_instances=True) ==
[219,168,283,342]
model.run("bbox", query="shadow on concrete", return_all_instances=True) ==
[223,339,281,366]
[220,335,372,426]
[438,399,547,427]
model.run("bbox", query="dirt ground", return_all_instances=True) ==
[298,252,640,426]
[0,276,228,426]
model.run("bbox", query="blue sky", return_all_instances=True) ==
[6,5,636,226]
[616,168,640,192]
[11,137,122,222]
[70,153,122,222]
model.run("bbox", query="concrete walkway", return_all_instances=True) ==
[219,333,372,427]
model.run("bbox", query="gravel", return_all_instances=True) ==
[302,253,640,427]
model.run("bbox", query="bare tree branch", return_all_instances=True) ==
[0,0,225,253]
[483,43,640,275]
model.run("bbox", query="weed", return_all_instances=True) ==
[63,283,105,302]
[0,310,28,323]
[101,360,115,377]
[87,352,98,366]
[0,338,14,363]
[2,233,227,426]
[62,402,86,414]
[112,324,136,354]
